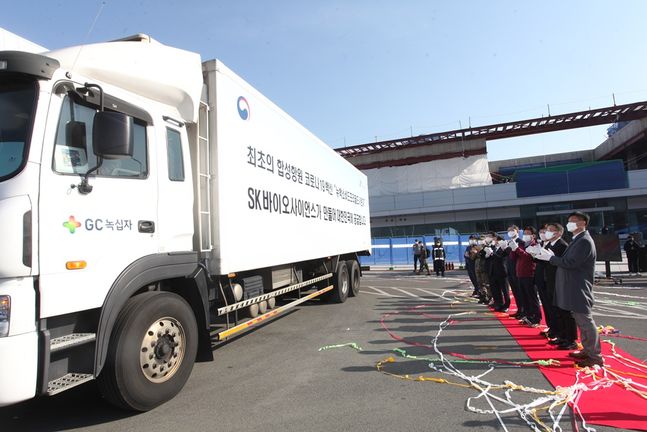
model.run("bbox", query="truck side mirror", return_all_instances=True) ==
[92,111,134,159]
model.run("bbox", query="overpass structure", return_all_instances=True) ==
[337,101,647,169]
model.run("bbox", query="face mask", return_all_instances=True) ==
[468,240,476,245]
[478,240,484,246]
[566,222,578,232]
[522,234,532,243]
[544,231,555,240]
[507,230,517,239]
[485,237,493,244]
[539,232,546,241]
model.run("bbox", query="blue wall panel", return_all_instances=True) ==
[372,238,392,265]
[516,172,568,197]
[363,236,475,267]
[569,161,627,193]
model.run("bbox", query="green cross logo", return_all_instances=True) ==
[63,216,82,234]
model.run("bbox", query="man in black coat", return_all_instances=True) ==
[489,235,510,312]
[464,235,479,296]
[534,225,551,332]
[543,223,576,349]
[537,212,603,367]
[624,235,642,276]
[505,225,526,319]
[432,238,446,277]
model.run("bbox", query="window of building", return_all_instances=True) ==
[166,128,184,181]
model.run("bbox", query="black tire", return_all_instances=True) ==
[328,261,349,303]
[97,291,198,411]
[346,260,361,297]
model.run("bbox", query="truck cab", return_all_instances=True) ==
[0,41,201,406]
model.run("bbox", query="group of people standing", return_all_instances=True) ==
[463,211,603,368]
[412,239,447,276]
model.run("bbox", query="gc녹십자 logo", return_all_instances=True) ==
[237,96,250,120]
[63,215,82,233]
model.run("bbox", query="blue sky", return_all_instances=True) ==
[3,1,647,160]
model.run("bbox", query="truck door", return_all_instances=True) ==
[38,91,159,318]
[155,124,194,253]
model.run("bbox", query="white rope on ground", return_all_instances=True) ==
[427,311,600,432]
[327,281,647,431]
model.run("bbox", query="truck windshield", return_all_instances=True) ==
[0,79,36,181]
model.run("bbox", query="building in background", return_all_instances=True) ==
[339,107,647,267]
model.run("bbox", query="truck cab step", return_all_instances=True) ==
[47,373,94,395]
[50,333,96,353]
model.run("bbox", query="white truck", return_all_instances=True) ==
[0,34,370,411]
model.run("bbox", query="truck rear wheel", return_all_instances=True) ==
[97,291,198,411]
[346,260,361,297]
[327,261,349,303]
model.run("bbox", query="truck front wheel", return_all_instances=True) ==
[97,291,198,411]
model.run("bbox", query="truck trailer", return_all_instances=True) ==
[0,34,370,411]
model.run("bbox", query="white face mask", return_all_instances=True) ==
[544,231,555,240]
[469,240,476,245]
[539,232,546,241]
[566,222,578,233]
[522,234,532,243]
[507,230,517,239]
[485,236,493,244]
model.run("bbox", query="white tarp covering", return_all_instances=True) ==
[364,154,492,196]
[0,28,46,52]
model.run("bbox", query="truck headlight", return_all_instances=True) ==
[0,295,10,337]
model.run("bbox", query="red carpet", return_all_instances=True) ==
[494,304,647,431]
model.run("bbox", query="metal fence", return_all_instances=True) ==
[360,234,470,268]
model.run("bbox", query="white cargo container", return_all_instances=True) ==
[203,60,370,274]
[0,34,370,411]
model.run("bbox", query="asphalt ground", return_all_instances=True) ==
[0,270,645,432]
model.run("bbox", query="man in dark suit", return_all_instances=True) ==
[543,223,576,349]
[624,235,642,276]
[490,235,510,312]
[536,211,603,367]
[505,225,526,319]
[464,235,480,296]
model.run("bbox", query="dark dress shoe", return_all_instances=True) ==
[568,351,588,359]
[576,357,604,368]
[547,338,563,346]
